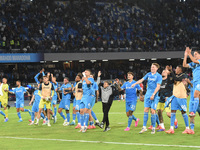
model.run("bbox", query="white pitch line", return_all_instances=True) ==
[0,136,199,149]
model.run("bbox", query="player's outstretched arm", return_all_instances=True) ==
[183,47,190,68]
[131,78,144,87]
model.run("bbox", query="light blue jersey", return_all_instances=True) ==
[82,78,94,96]
[121,80,141,102]
[60,83,72,100]
[13,86,27,102]
[34,90,41,103]
[92,82,98,96]
[143,72,162,96]
[52,82,58,94]
[188,60,200,82]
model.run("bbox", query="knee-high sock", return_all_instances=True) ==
[143,112,148,127]
[80,114,84,127]
[151,114,156,128]
[190,123,195,131]
[59,112,66,120]
[5,109,8,118]
[24,109,29,112]
[128,116,133,128]
[156,114,160,125]
[84,113,89,127]
[54,107,57,116]
[41,113,45,119]
[31,112,35,121]
[17,112,21,119]
[182,113,189,127]
[170,113,176,128]
[72,113,76,121]
[91,110,97,120]
[66,113,70,122]
[76,112,80,123]
[132,114,137,121]
[193,98,199,113]
[0,110,5,117]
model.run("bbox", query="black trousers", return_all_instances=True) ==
[102,102,112,127]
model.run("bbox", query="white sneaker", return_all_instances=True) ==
[139,127,147,134]
[82,127,87,133]
[42,121,47,125]
[28,122,34,125]
[34,122,39,125]
[63,122,69,126]
[47,123,51,127]
[63,119,67,125]
[151,128,155,134]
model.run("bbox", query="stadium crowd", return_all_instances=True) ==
[0,0,199,53]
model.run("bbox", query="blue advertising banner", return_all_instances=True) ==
[0,53,44,63]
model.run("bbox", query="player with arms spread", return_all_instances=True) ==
[132,63,162,134]
[117,72,144,131]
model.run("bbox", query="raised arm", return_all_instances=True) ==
[187,48,200,64]
[96,71,101,85]
[183,47,190,68]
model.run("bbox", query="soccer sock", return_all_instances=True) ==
[190,123,195,131]
[91,110,97,121]
[24,109,29,112]
[76,112,80,123]
[36,118,39,123]
[17,112,22,119]
[0,102,1,107]
[132,114,137,121]
[156,114,160,126]
[31,112,35,121]
[128,116,133,128]
[66,113,70,122]
[151,114,156,128]
[91,121,94,125]
[59,112,66,120]
[73,113,76,122]
[182,113,189,128]
[193,98,199,113]
[54,107,57,116]
[80,114,84,127]
[5,109,8,118]
[0,110,5,117]
[89,121,93,125]
[84,113,89,127]
[160,123,165,129]
[170,113,176,129]
[143,112,148,127]
[41,113,45,119]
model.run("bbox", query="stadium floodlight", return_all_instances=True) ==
[79,60,85,62]
[129,59,135,61]
[69,61,72,62]
[151,58,157,60]
[91,60,96,63]
[102,60,108,62]
[167,58,171,60]
[52,60,59,63]
[40,61,46,63]
[140,59,145,61]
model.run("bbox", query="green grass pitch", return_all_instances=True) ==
[0,98,200,150]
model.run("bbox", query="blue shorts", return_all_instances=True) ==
[73,98,76,107]
[51,95,57,105]
[193,81,200,92]
[91,96,96,108]
[75,100,81,110]
[144,95,159,110]
[171,96,187,111]
[32,102,39,112]
[80,95,92,109]
[16,101,24,108]
[59,99,70,110]
[126,100,137,112]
